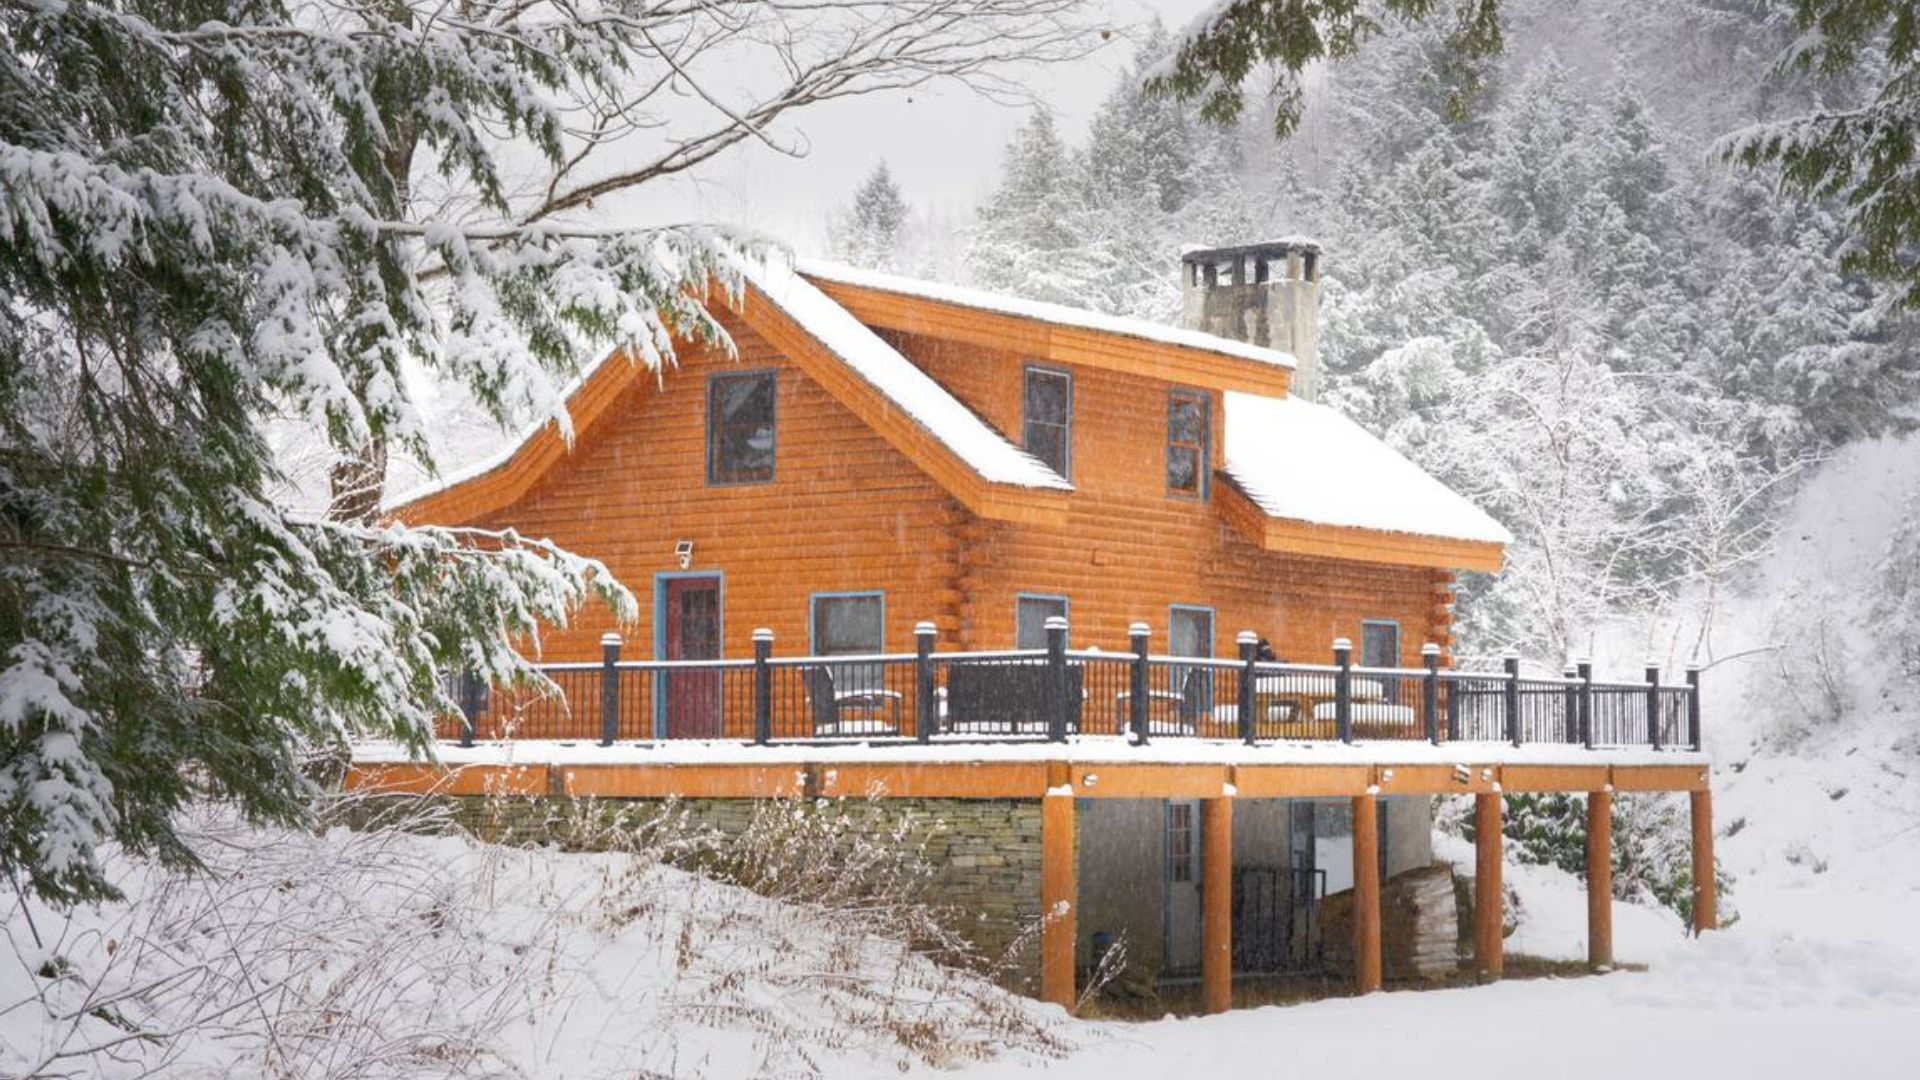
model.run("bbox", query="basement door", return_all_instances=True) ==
[661,575,722,739]
[1164,799,1203,977]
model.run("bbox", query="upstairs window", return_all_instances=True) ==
[1022,366,1072,478]
[707,370,776,485]
[1166,388,1210,497]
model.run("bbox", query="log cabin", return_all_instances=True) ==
[372,240,1715,1006]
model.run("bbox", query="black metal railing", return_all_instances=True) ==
[436,620,1704,753]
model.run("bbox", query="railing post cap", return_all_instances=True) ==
[1332,637,1352,651]
[751,627,774,642]
[1236,630,1260,645]
[1421,642,1441,656]
[1128,621,1151,635]
[914,621,937,635]
[1645,657,1662,670]
[600,632,623,646]
[1044,615,1069,630]
[1685,662,1704,673]
[1500,647,1520,661]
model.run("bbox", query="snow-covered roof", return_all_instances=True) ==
[743,258,1070,491]
[797,259,1296,371]
[1224,393,1513,546]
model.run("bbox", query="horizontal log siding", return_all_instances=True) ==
[472,312,964,701]
[887,330,1446,660]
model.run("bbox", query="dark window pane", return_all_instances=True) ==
[1166,446,1201,492]
[1170,607,1212,658]
[1166,389,1209,496]
[1016,596,1067,649]
[1361,622,1400,667]
[1169,395,1205,442]
[814,595,883,656]
[1025,424,1066,477]
[1022,367,1071,477]
[707,371,776,484]
[1025,368,1069,423]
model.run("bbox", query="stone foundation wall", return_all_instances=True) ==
[337,794,1044,986]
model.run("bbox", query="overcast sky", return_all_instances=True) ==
[612,0,1218,255]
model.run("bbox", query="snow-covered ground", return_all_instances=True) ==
[939,436,1920,1080]
[11,441,1919,1079]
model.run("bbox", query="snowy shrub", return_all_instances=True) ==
[1441,792,1724,927]
[3,791,1072,1078]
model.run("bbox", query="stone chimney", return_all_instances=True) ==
[1179,240,1322,400]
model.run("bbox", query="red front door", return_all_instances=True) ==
[663,576,722,738]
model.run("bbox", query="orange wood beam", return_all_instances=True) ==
[1352,794,1383,994]
[342,763,551,797]
[1201,797,1234,1014]
[1587,790,1614,969]
[1040,791,1077,1011]
[1610,764,1710,792]
[1691,788,1718,934]
[819,762,1050,799]
[1230,764,1373,798]
[1504,765,1610,793]
[1375,763,1499,795]
[1068,764,1231,800]
[561,764,805,799]
[1474,793,1504,980]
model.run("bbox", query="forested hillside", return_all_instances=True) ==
[823,0,1920,918]
[835,0,1918,674]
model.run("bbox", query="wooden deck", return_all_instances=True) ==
[344,745,1716,1015]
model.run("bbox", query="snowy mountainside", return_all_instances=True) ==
[1694,433,1920,949]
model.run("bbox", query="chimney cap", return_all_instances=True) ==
[1179,238,1321,267]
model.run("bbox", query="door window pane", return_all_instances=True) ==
[707,371,776,484]
[1168,802,1195,883]
[1169,607,1215,717]
[1016,595,1068,650]
[1361,621,1400,667]
[1167,389,1210,496]
[1022,366,1072,477]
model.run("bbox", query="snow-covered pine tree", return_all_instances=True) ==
[0,0,1093,904]
[963,110,1094,304]
[831,162,910,271]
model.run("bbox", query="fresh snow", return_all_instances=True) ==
[742,256,1071,490]
[797,259,1297,370]
[1224,392,1514,545]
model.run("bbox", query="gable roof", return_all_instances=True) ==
[386,258,1071,527]
[798,260,1294,397]
[1219,393,1510,572]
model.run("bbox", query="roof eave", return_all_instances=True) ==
[1216,475,1507,573]
[804,273,1293,397]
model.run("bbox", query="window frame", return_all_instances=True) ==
[808,591,887,657]
[705,369,778,487]
[1014,593,1070,650]
[1359,619,1402,668]
[1165,387,1211,499]
[1021,364,1073,480]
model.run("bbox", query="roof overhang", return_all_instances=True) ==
[387,269,1071,528]
[1216,477,1507,573]
[804,272,1293,397]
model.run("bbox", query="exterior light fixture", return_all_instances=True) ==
[674,539,694,569]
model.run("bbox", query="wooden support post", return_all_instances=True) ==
[1586,789,1613,969]
[1691,788,1717,934]
[1201,797,1234,1015]
[1352,794,1383,994]
[1041,791,1077,1010]
[1474,792,1504,980]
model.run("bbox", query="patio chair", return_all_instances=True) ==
[803,664,904,738]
